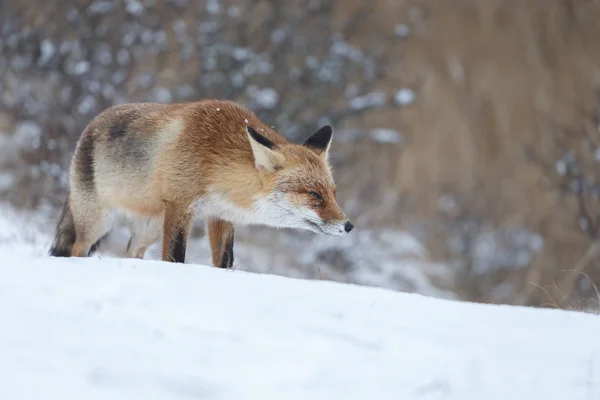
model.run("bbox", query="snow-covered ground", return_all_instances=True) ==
[1,253,600,400]
[1,206,600,399]
[0,202,455,298]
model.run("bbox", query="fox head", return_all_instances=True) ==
[246,125,354,236]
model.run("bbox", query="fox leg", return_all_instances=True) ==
[126,237,150,259]
[69,196,110,258]
[207,218,235,269]
[161,202,193,263]
[126,216,162,259]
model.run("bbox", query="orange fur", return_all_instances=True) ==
[49,99,353,265]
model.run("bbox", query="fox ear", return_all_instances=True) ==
[246,126,283,172]
[304,125,333,157]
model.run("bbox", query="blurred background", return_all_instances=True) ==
[1,0,600,311]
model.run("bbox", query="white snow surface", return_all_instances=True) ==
[1,205,600,399]
[1,254,599,400]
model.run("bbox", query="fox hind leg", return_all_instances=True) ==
[68,193,112,258]
[126,216,162,259]
[49,197,77,257]
[70,208,111,258]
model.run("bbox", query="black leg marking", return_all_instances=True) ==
[172,229,187,263]
[219,232,234,269]
[50,247,72,258]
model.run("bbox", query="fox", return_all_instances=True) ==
[49,99,354,268]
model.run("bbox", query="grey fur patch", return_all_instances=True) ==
[108,122,128,140]
[107,110,138,141]
[76,135,95,192]
[104,112,152,166]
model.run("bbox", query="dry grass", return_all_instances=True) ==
[333,0,600,305]
[529,269,600,314]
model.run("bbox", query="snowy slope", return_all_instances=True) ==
[0,253,599,400]
[0,202,456,299]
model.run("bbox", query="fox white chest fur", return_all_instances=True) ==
[193,188,321,231]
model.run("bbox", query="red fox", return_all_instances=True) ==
[49,99,354,267]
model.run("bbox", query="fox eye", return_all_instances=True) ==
[308,191,322,201]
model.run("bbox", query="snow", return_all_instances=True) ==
[77,95,97,115]
[395,24,410,37]
[394,88,416,106]
[555,159,567,175]
[88,1,115,15]
[247,86,279,109]
[151,87,173,103]
[370,128,404,144]
[15,121,42,145]
[438,193,458,213]
[0,172,15,190]
[72,60,91,75]
[349,91,385,111]
[232,47,251,62]
[205,0,219,15]
[39,39,56,64]
[126,0,144,16]
[271,28,286,43]
[1,254,599,400]
[0,206,599,399]
[227,6,240,18]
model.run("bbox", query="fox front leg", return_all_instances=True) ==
[162,202,194,263]
[207,218,235,268]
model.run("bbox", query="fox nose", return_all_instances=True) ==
[344,221,354,233]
